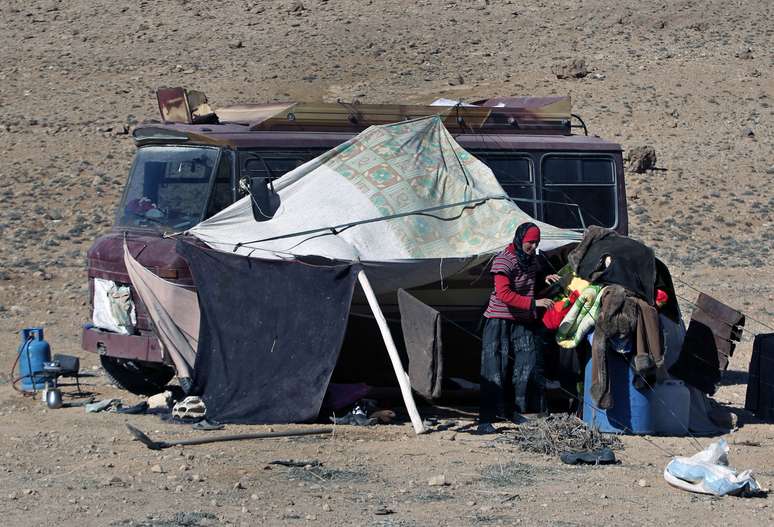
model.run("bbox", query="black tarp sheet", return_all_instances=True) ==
[745,333,774,419]
[178,241,358,424]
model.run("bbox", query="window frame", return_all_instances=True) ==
[470,150,537,217]
[204,149,234,220]
[539,152,618,230]
[237,148,329,188]
[115,144,223,231]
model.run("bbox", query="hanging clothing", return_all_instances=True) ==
[568,226,656,303]
[589,286,663,409]
[397,289,443,400]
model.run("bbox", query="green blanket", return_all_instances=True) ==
[556,285,604,349]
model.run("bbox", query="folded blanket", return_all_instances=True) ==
[556,285,603,349]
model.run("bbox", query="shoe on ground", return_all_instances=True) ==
[476,422,498,435]
[559,447,616,465]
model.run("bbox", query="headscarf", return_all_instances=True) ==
[512,222,540,270]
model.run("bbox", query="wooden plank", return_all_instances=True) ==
[695,292,745,327]
[690,308,734,339]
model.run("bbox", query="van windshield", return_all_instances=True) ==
[116,146,220,231]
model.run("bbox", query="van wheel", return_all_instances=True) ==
[100,356,175,396]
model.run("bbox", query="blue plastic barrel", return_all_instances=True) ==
[582,342,654,434]
[17,328,51,392]
[653,380,691,436]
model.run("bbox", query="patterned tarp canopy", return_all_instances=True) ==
[188,116,581,289]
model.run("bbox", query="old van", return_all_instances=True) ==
[83,89,627,394]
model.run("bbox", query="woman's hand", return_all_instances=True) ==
[545,274,561,285]
[535,298,554,310]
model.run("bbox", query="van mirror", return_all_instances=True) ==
[241,176,276,222]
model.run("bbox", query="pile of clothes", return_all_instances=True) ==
[541,226,676,410]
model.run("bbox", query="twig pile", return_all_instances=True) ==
[501,414,623,456]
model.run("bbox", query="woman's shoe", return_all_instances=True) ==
[476,422,498,434]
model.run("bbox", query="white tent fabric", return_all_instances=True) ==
[189,116,581,272]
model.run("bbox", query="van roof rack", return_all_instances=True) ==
[156,88,574,135]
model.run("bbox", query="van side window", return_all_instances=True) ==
[238,150,326,196]
[475,154,535,217]
[541,155,616,229]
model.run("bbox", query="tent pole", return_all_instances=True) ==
[356,270,426,435]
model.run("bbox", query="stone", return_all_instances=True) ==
[626,146,657,173]
[151,464,165,474]
[428,474,448,486]
[551,59,588,79]
[735,46,753,59]
[322,503,331,512]
[742,127,755,138]
[638,479,649,487]
[106,476,124,486]
[45,209,64,221]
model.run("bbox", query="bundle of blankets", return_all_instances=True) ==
[548,226,666,409]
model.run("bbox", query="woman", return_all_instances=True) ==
[478,222,559,434]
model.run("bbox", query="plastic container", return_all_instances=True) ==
[17,328,51,392]
[582,347,654,434]
[653,379,691,436]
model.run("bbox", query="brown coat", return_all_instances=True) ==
[590,285,663,409]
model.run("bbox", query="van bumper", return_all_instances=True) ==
[81,326,164,363]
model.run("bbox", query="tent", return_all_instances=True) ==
[130,116,582,432]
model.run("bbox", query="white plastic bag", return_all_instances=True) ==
[92,278,136,335]
[664,439,760,496]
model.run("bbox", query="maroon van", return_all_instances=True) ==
[83,90,627,394]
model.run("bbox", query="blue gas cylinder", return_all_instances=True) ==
[17,328,51,392]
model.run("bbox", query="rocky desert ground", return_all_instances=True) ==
[0,0,772,526]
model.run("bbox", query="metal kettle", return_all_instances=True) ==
[45,386,63,409]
